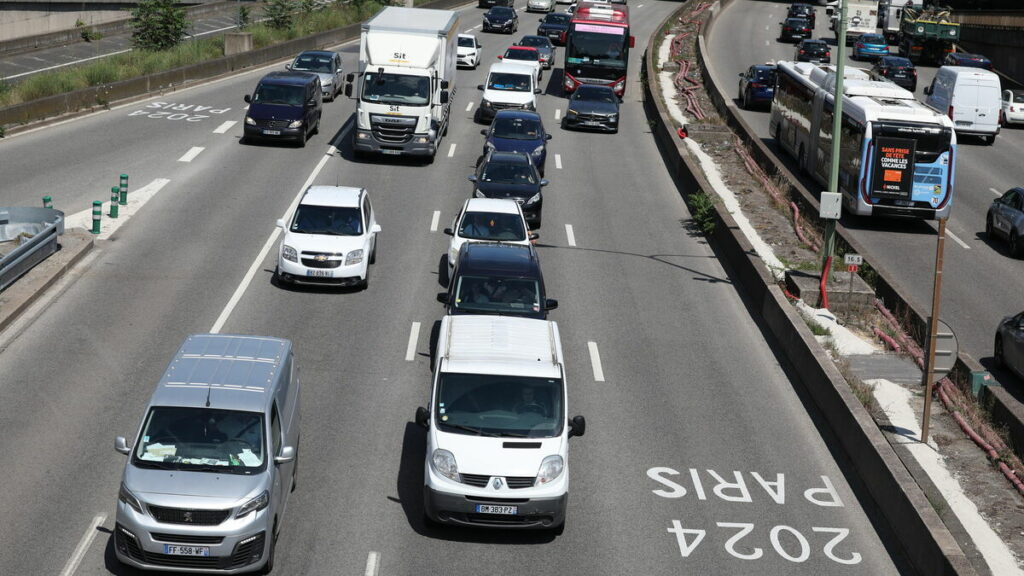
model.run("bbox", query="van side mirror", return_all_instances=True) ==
[371,224,382,234]
[480,129,488,136]
[468,175,478,182]
[275,446,295,464]
[738,73,744,77]
[545,298,559,311]
[923,86,932,95]
[534,88,542,94]
[244,94,252,104]
[443,227,455,236]
[415,406,430,429]
[545,133,552,140]
[478,84,485,90]
[569,415,586,437]
[441,80,449,90]
[276,218,286,229]
[440,91,450,104]
[528,232,539,241]
[497,55,504,60]
[285,63,292,70]
[346,72,355,82]
[115,436,132,455]
[344,84,353,98]
[540,179,549,187]
[436,292,450,304]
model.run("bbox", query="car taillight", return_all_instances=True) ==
[825,51,831,57]
[912,69,918,76]
[799,50,805,54]
[750,82,764,88]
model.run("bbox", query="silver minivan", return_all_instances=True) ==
[114,334,300,573]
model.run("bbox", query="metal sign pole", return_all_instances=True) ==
[921,217,947,443]
[819,0,848,307]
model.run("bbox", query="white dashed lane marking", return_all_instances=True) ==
[565,224,576,247]
[990,187,1002,196]
[213,120,237,134]
[555,154,562,170]
[588,342,606,382]
[430,210,441,232]
[946,229,970,250]
[58,514,106,576]
[177,146,205,162]
[448,143,457,158]
[466,101,474,112]
[555,108,561,120]
[406,322,421,362]
[364,551,381,576]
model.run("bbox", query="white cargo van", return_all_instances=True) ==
[476,61,541,124]
[924,65,1001,144]
[415,315,585,532]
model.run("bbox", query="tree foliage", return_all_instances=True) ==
[264,0,297,30]
[131,0,187,51]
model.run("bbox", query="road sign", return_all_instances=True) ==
[844,254,863,266]
[820,192,842,220]
[847,265,859,273]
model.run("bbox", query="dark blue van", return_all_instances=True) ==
[243,71,323,147]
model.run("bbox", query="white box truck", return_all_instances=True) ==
[345,7,459,160]
[829,1,879,45]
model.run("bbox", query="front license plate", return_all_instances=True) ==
[164,545,210,556]
[475,504,518,515]
[307,269,333,277]
[381,149,402,155]
[262,129,281,135]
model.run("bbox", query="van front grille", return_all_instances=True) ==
[460,474,536,489]
[148,505,230,526]
[151,532,225,544]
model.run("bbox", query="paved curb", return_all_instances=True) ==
[641,2,974,575]
[0,228,94,334]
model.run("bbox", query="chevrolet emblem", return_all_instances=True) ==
[314,254,328,262]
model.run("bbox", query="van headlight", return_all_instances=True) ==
[526,192,541,205]
[236,490,269,518]
[525,102,536,111]
[281,245,298,262]
[345,249,364,266]
[119,483,143,514]
[481,99,493,109]
[288,119,304,128]
[431,449,460,482]
[245,116,256,126]
[536,455,564,485]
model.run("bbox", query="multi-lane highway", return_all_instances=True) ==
[706,0,1024,396]
[0,1,911,574]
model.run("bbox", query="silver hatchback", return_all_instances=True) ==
[114,334,300,573]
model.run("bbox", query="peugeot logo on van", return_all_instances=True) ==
[492,477,503,490]
[183,511,193,523]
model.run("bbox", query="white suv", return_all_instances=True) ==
[444,198,537,270]
[457,34,482,69]
[476,62,541,124]
[275,186,380,289]
[415,315,586,532]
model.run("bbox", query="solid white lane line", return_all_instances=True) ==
[405,322,421,362]
[364,552,381,576]
[213,120,237,134]
[588,342,605,382]
[210,154,330,333]
[990,187,1002,196]
[555,108,561,120]
[177,146,205,162]
[565,224,576,247]
[448,143,457,158]
[946,230,970,250]
[327,144,339,156]
[59,514,106,576]
[430,210,441,232]
[555,154,562,170]
[466,101,474,112]
[637,3,644,6]
[3,49,132,80]
[64,178,171,240]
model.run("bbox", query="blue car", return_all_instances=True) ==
[482,110,552,175]
[943,52,993,71]
[853,34,889,60]
[737,64,777,110]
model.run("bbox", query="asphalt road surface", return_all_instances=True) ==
[0,1,910,574]
[706,0,1024,398]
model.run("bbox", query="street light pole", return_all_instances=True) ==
[820,0,848,306]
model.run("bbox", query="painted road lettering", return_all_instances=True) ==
[666,521,861,565]
[128,101,231,122]
[647,467,843,507]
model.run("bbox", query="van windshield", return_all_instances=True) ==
[252,84,306,106]
[454,275,540,315]
[435,373,563,438]
[291,204,363,236]
[133,407,265,474]
[487,72,531,92]
[361,72,430,106]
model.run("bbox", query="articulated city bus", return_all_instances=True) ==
[770,60,956,219]
[564,2,634,97]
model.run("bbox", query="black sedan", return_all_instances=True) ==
[987,187,1024,258]
[787,3,816,27]
[562,84,619,133]
[869,56,917,92]
[795,39,830,63]
[483,6,518,34]
[469,150,548,228]
[779,17,812,42]
[995,311,1024,381]
[537,12,570,45]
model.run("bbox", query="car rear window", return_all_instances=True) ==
[861,34,885,43]
[1012,91,1024,104]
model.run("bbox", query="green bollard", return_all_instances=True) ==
[42,196,52,209]
[109,186,119,218]
[91,201,102,234]
[119,174,128,205]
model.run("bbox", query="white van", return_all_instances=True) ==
[476,61,541,124]
[924,66,1001,144]
[415,315,586,532]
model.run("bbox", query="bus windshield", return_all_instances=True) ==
[566,29,628,78]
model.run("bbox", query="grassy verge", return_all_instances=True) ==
[0,0,388,108]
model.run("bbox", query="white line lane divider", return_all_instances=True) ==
[59,513,106,576]
[466,101,475,112]
[210,153,331,334]
[213,120,237,134]
[405,322,421,362]
[555,154,562,170]
[178,146,205,162]
[990,187,1002,196]
[364,551,381,576]
[448,143,457,158]
[565,224,576,247]
[430,210,441,232]
[554,108,561,120]
[946,229,970,250]
[64,178,171,240]
[587,342,605,382]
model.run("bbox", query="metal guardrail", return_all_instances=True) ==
[0,207,64,292]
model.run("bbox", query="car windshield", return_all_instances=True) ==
[291,204,363,235]
[458,37,475,48]
[487,72,531,91]
[133,407,265,474]
[361,72,430,106]
[458,212,527,241]
[803,42,827,52]
[543,14,570,24]
[505,49,539,61]
[884,58,912,68]
[481,161,537,184]
[492,116,542,140]
[573,86,616,102]
[489,7,514,16]
[786,18,809,27]
[252,83,305,106]
[861,35,885,43]
[520,37,551,48]
[292,54,334,73]
[435,373,562,437]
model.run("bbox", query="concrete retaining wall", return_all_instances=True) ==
[645,1,975,574]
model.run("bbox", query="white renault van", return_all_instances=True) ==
[415,315,585,532]
[114,334,299,573]
[924,65,1001,144]
[476,61,541,124]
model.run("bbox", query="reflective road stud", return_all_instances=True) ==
[119,174,128,205]
[91,201,102,234]
[42,196,52,208]
[108,187,119,218]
